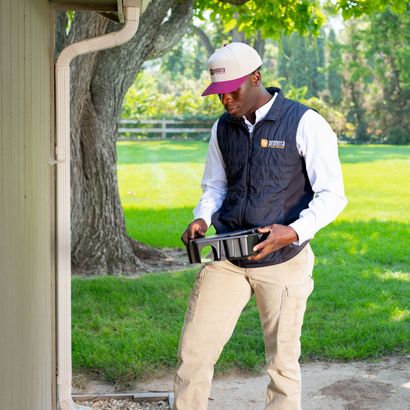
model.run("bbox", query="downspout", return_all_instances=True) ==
[55,2,141,409]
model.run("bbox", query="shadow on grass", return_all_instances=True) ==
[338,144,410,163]
[72,219,410,385]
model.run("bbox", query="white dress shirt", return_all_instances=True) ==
[194,93,347,244]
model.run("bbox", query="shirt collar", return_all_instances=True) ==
[242,92,277,128]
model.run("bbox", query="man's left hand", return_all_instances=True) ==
[248,224,298,261]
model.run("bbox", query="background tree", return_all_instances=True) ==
[340,21,372,142]
[276,31,326,97]
[289,34,308,89]
[365,7,410,143]
[327,28,343,106]
[313,31,326,95]
[277,34,291,83]
[195,0,326,38]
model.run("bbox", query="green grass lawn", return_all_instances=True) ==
[117,140,209,247]
[72,142,410,386]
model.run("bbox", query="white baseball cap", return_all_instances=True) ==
[201,42,263,97]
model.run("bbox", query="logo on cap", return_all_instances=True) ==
[210,67,225,75]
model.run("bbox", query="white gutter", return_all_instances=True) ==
[55,2,140,409]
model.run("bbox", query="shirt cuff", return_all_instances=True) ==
[288,219,314,245]
[193,210,212,229]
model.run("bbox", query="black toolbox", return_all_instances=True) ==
[186,228,267,264]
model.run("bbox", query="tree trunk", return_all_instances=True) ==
[56,1,193,275]
[253,31,265,61]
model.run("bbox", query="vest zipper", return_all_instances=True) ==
[240,121,265,225]
[240,129,254,225]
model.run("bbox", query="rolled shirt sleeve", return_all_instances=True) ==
[193,120,227,227]
[289,109,348,244]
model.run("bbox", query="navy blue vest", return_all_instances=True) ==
[211,88,314,267]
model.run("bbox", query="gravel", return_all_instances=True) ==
[74,399,170,410]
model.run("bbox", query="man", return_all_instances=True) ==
[173,42,347,410]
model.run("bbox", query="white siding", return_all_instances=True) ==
[0,0,55,409]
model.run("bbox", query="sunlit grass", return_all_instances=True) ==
[338,145,410,222]
[117,140,207,246]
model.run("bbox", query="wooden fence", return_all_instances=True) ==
[117,119,214,140]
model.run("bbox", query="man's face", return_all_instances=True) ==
[218,74,258,118]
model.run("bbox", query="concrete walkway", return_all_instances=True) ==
[75,356,410,410]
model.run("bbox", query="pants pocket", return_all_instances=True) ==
[277,277,314,343]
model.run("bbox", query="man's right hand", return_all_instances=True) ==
[181,218,208,245]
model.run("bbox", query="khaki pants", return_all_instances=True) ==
[173,245,315,410]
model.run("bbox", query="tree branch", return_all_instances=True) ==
[220,0,249,4]
[190,25,215,58]
[147,0,194,60]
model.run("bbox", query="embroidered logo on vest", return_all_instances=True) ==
[260,139,286,149]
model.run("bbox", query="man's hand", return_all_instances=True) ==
[248,224,298,261]
[181,218,209,245]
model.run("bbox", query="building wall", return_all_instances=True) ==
[0,0,56,409]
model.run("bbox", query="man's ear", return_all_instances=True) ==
[251,70,262,86]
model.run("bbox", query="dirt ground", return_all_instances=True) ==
[74,355,410,410]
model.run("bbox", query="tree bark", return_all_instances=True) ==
[56,1,193,275]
